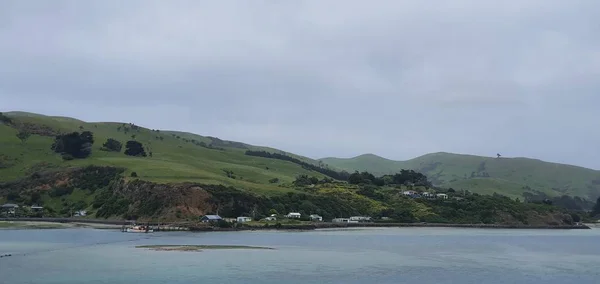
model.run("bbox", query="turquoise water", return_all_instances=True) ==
[1,227,599,283]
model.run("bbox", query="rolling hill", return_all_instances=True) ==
[321,153,600,200]
[0,111,326,195]
[0,111,595,223]
[2,111,599,204]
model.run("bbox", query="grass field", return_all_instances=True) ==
[322,153,600,200]
[0,112,326,195]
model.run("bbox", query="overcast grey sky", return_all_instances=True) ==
[1,1,599,168]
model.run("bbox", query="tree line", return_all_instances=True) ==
[245,150,350,180]
[51,131,147,160]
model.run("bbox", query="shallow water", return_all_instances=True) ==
[1,227,599,283]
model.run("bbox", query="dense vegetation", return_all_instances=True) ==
[0,163,587,226]
[124,140,146,157]
[101,138,123,152]
[0,112,12,124]
[592,197,600,217]
[245,150,350,180]
[323,153,600,201]
[348,170,431,187]
[51,131,95,160]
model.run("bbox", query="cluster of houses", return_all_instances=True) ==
[1,204,45,217]
[200,212,373,224]
[332,216,373,223]
[1,203,89,218]
[402,191,448,199]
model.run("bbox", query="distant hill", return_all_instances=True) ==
[322,153,600,200]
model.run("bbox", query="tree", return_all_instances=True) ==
[0,112,12,124]
[131,134,136,140]
[51,131,94,159]
[592,197,600,217]
[131,172,138,177]
[16,131,31,143]
[348,172,363,184]
[124,140,147,157]
[101,138,122,152]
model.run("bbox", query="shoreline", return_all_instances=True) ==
[1,218,591,231]
[189,222,591,232]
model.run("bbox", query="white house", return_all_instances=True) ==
[1,203,19,215]
[237,216,252,223]
[286,212,301,219]
[422,192,436,199]
[264,216,276,221]
[74,210,87,217]
[436,193,449,199]
[332,218,350,223]
[200,215,223,223]
[309,214,323,222]
[349,216,372,222]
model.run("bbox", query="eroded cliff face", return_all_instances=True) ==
[0,166,218,221]
[111,179,215,220]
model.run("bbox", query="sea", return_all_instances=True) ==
[1,227,599,284]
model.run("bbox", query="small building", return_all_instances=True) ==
[264,216,276,221]
[1,203,19,215]
[422,192,436,199]
[286,212,301,219]
[237,216,252,223]
[200,215,223,223]
[402,191,416,196]
[332,218,350,223]
[349,216,372,222]
[74,210,87,217]
[309,214,323,222]
[436,193,449,199]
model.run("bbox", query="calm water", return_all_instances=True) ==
[1,227,599,283]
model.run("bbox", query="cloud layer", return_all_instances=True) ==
[1,0,600,168]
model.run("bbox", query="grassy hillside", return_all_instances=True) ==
[322,152,600,200]
[0,112,326,195]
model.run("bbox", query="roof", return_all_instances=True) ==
[1,203,19,208]
[31,206,44,209]
[202,215,222,220]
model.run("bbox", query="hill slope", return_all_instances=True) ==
[322,153,600,200]
[0,111,326,195]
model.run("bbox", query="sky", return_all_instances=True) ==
[1,1,600,168]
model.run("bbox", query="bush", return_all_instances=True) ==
[131,172,138,177]
[49,186,74,197]
[101,138,123,152]
[62,154,74,161]
[124,140,147,157]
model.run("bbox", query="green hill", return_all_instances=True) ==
[322,153,600,200]
[0,111,592,224]
[0,111,326,195]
